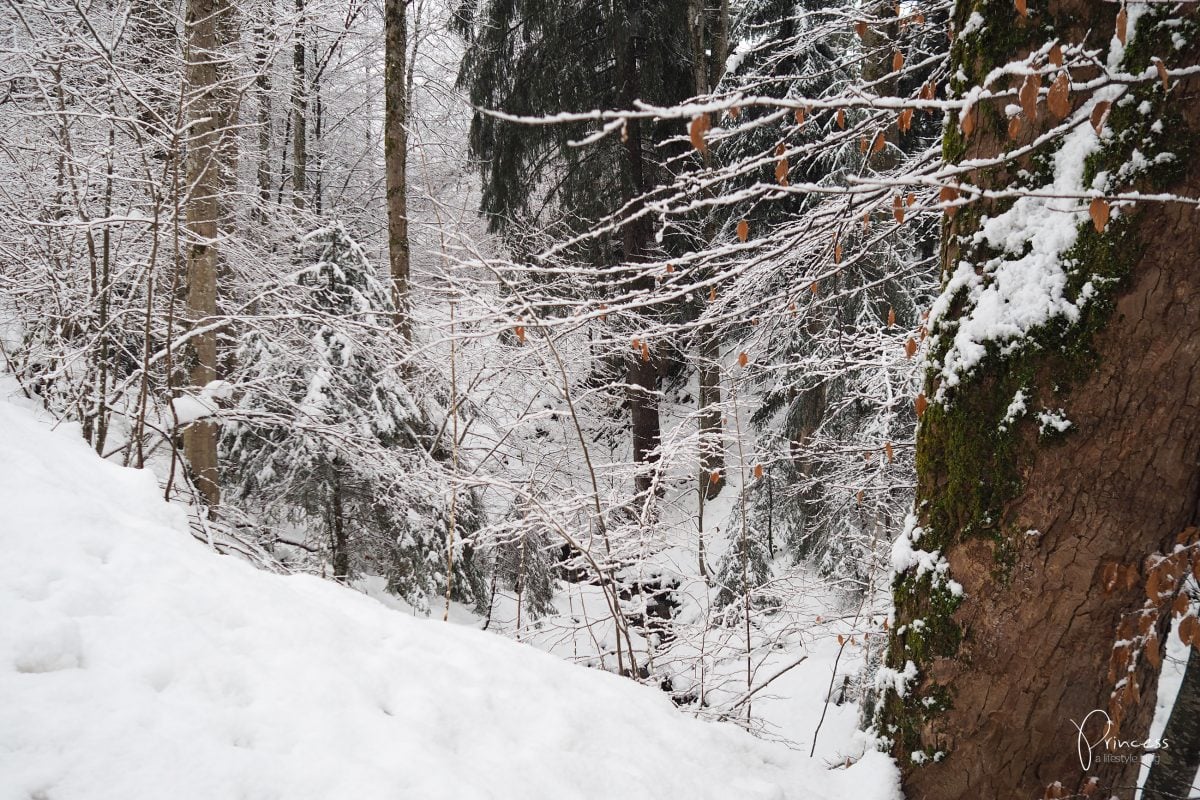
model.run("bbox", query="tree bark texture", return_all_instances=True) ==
[1144,641,1200,799]
[882,3,1200,799]
[182,0,238,511]
[383,0,411,340]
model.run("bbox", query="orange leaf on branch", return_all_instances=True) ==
[1047,73,1071,119]
[688,114,711,153]
[1089,198,1110,233]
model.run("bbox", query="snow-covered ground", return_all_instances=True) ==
[0,392,899,800]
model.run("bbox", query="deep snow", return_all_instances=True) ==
[0,394,899,800]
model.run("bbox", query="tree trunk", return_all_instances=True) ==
[880,4,1200,799]
[1144,644,1200,800]
[687,0,727,500]
[331,464,348,582]
[181,0,237,511]
[616,2,660,497]
[290,0,307,210]
[253,16,274,211]
[383,0,411,340]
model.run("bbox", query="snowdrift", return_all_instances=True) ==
[0,396,897,800]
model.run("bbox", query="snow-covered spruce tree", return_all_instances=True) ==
[222,224,486,611]
[879,2,1200,797]
[485,495,559,627]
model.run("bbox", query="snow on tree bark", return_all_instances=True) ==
[880,3,1200,798]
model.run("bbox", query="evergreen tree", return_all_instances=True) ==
[222,224,486,611]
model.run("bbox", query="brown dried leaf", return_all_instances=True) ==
[1091,100,1112,134]
[1116,7,1128,46]
[888,307,896,327]
[885,442,895,462]
[961,105,976,135]
[899,107,914,133]
[1089,198,1110,233]
[872,132,886,153]
[892,50,905,72]
[1146,629,1162,669]
[1049,43,1063,67]
[688,114,710,153]
[906,192,916,207]
[837,108,846,129]
[754,463,764,480]
[855,20,867,39]
[905,337,918,359]
[738,351,749,368]
[795,106,806,126]
[775,158,790,186]
[514,325,526,344]
[709,470,721,485]
[598,304,608,322]
[641,340,650,362]
[1020,74,1040,121]
[708,286,717,302]
[1047,73,1071,119]
[737,219,749,242]
[1182,615,1200,647]
[915,393,928,417]
[939,184,960,219]
[729,105,742,120]
[1176,593,1191,617]
[893,194,905,224]
[1008,115,1022,140]
[1102,562,1120,594]
[1154,58,1170,92]
[860,136,870,154]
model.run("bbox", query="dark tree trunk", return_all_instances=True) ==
[290,0,307,210]
[383,0,411,340]
[331,465,348,582]
[687,0,727,500]
[1144,637,1200,799]
[880,3,1200,799]
[616,2,660,497]
[253,17,274,211]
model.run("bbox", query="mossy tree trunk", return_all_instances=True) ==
[880,3,1200,799]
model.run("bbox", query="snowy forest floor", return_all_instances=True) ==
[0,384,902,800]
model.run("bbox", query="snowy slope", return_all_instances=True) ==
[0,396,898,800]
